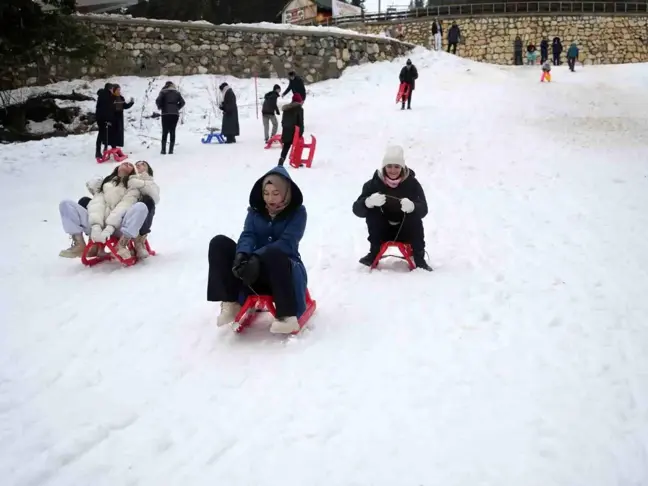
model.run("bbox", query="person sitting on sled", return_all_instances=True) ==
[207,166,309,334]
[352,145,432,271]
[58,161,150,260]
[540,60,552,82]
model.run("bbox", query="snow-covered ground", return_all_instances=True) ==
[2,48,648,485]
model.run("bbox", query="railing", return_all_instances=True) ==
[317,2,648,25]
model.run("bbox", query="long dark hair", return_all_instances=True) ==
[97,166,132,192]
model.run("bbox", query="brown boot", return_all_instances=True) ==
[133,234,149,259]
[59,234,86,258]
[115,235,134,260]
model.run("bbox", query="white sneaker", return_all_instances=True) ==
[269,316,300,334]
[217,302,241,327]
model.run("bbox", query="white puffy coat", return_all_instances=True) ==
[86,176,143,230]
[132,172,160,205]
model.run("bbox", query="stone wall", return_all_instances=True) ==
[350,15,648,65]
[1,17,414,89]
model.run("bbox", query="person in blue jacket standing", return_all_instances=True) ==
[207,166,308,334]
[567,42,579,72]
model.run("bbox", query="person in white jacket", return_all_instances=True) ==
[132,160,160,258]
[58,161,149,260]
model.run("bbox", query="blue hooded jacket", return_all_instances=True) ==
[236,166,308,317]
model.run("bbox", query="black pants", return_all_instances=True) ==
[541,52,548,63]
[401,86,412,109]
[567,57,576,71]
[95,121,109,157]
[552,53,560,65]
[514,52,523,65]
[207,235,297,318]
[447,42,457,54]
[161,115,179,152]
[366,209,425,254]
[78,195,155,235]
[279,129,295,161]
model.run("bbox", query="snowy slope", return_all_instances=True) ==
[2,48,648,486]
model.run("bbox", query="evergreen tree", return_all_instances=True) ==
[0,0,101,71]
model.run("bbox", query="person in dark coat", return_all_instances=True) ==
[207,165,309,334]
[107,84,134,148]
[399,58,418,110]
[540,37,549,64]
[447,22,460,54]
[262,84,281,142]
[95,82,114,160]
[282,71,306,102]
[552,37,563,66]
[352,145,432,271]
[278,93,305,166]
[514,36,523,65]
[218,82,239,143]
[567,41,579,71]
[156,81,185,155]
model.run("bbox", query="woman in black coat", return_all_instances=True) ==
[219,82,239,143]
[278,93,304,166]
[352,145,432,271]
[107,84,134,148]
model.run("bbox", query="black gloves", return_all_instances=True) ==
[232,253,260,286]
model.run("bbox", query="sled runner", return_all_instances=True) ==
[97,148,128,164]
[264,134,283,149]
[232,289,317,334]
[81,236,156,267]
[396,82,410,103]
[371,241,415,271]
[201,127,226,144]
[289,127,316,169]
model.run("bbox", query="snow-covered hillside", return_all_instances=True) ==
[2,48,648,486]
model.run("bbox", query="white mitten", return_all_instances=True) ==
[91,225,104,243]
[128,177,145,189]
[400,198,415,214]
[101,225,115,242]
[365,192,386,208]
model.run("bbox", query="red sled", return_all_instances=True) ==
[264,134,283,149]
[371,241,415,271]
[81,236,156,267]
[97,148,128,163]
[396,82,410,103]
[289,127,316,169]
[232,289,317,334]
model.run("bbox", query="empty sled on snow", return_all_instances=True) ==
[201,127,226,144]
[97,148,128,164]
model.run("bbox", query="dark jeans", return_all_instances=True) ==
[567,57,576,71]
[401,86,412,109]
[447,42,457,54]
[95,121,109,156]
[78,195,155,235]
[552,53,561,65]
[161,114,179,152]
[514,52,523,65]
[366,208,425,254]
[207,235,297,318]
[541,51,548,63]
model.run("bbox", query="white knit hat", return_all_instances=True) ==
[382,145,406,168]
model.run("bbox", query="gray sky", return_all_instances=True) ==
[363,0,410,13]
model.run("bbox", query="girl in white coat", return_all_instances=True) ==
[132,160,160,259]
[58,162,148,260]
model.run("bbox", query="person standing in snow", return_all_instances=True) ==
[431,19,442,51]
[278,93,305,166]
[107,84,134,150]
[447,21,460,54]
[156,81,185,155]
[526,42,537,65]
[399,59,418,110]
[513,36,523,65]
[58,162,149,260]
[552,37,563,66]
[540,37,549,64]
[207,166,309,334]
[262,84,281,143]
[95,82,114,160]
[219,82,239,144]
[282,71,306,102]
[352,145,432,271]
[567,42,579,72]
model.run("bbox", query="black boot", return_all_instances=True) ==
[359,247,380,267]
[161,142,166,155]
[413,252,433,271]
[169,143,174,155]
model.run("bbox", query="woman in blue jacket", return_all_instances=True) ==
[207,166,308,334]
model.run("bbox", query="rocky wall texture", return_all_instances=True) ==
[1,17,414,89]
[350,15,648,65]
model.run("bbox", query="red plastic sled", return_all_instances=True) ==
[97,148,128,163]
[264,134,283,149]
[289,127,316,169]
[232,289,317,334]
[396,82,410,103]
[81,236,156,267]
[371,241,415,271]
